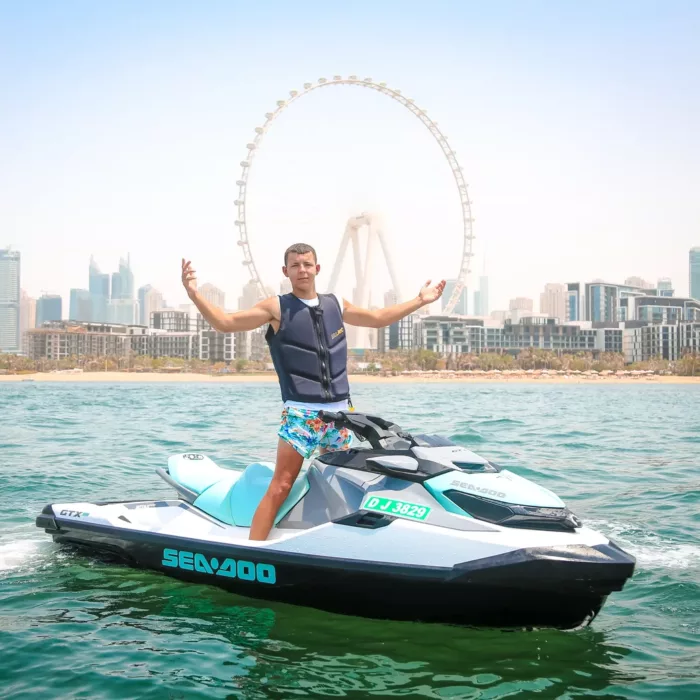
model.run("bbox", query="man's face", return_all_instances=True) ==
[283,252,320,291]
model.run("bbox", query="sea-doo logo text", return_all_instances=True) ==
[183,454,204,460]
[450,480,506,499]
[60,510,89,518]
[161,548,276,584]
[331,327,344,339]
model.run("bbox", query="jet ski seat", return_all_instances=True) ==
[165,455,309,528]
[167,454,230,495]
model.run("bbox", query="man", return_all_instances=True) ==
[181,243,445,540]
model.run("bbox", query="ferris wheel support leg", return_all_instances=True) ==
[375,222,403,304]
[326,220,353,293]
[351,226,364,286]
[353,221,376,349]
[361,221,376,309]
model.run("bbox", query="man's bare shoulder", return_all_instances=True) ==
[255,295,281,321]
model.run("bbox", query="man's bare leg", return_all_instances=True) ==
[249,438,304,541]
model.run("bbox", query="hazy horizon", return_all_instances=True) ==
[3,1,699,313]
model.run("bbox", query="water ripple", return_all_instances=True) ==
[1,382,699,698]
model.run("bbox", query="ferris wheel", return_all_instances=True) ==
[234,76,475,314]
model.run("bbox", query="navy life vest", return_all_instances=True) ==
[266,293,350,403]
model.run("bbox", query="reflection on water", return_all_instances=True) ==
[4,554,638,699]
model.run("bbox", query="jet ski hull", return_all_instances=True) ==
[37,504,634,630]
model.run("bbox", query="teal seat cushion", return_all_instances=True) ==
[167,454,230,496]
[193,462,309,528]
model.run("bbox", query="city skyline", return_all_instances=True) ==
[8,246,697,326]
[11,235,696,318]
[12,240,700,360]
[2,3,699,315]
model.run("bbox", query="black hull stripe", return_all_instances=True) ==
[38,516,635,594]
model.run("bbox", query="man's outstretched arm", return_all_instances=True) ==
[181,258,275,332]
[343,279,446,329]
[190,294,275,333]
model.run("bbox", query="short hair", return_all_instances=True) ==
[284,243,317,266]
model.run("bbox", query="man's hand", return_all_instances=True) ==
[181,258,197,298]
[418,279,447,306]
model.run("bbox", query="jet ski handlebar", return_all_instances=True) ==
[318,410,415,449]
[317,410,343,424]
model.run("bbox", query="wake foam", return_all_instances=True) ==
[0,539,44,574]
[588,519,700,570]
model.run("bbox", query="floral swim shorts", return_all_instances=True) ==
[278,405,352,459]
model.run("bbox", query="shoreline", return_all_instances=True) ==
[2,371,700,384]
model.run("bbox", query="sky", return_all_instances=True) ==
[2,0,699,314]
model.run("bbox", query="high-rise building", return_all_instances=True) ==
[111,255,134,300]
[145,288,164,322]
[111,271,122,301]
[199,283,225,309]
[384,289,398,307]
[19,290,36,352]
[481,277,490,315]
[539,283,566,321]
[657,278,674,297]
[106,255,135,323]
[690,248,700,300]
[473,276,489,316]
[238,280,261,310]
[69,289,92,321]
[624,276,654,290]
[442,279,468,315]
[378,288,412,352]
[89,256,110,322]
[509,297,533,312]
[138,285,164,327]
[36,294,62,326]
[508,297,534,323]
[138,284,152,325]
[566,280,648,322]
[0,248,21,352]
[108,299,138,325]
[378,315,414,353]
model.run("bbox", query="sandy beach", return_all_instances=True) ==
[2,371,699,384]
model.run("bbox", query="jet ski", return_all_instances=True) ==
[36,411,635,629]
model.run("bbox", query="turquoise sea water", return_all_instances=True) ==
[1,381,698,699]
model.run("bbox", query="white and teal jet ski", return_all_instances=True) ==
[36,411,635,629]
